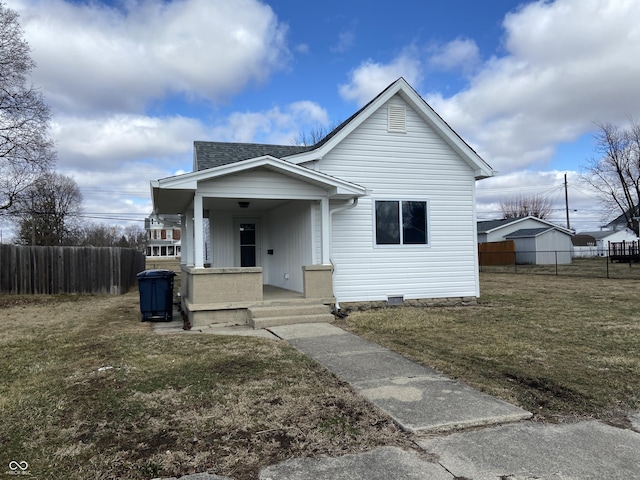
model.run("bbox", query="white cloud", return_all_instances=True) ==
[13,0,290,114]
[428,37,480,72]
[209,101,329,144]
[339,49,422,106]
[427,0,640,174]
[338,0,640,179]
[477,169,603,231]
[52,114,205,170]
[49,112,204,220]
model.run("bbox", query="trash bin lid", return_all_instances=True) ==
[136,269,176,279]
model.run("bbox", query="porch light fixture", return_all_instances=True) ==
[238,201,250,208]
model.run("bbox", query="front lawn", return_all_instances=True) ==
[0,294,410,480]
[340,272,640,425]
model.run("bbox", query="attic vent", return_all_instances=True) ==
[388,105,406,133]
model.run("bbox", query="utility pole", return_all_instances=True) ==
[564,173,571,231]
[31,192,36,246]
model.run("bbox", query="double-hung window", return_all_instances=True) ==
[375,200,428,245]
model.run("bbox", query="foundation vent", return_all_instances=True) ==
[387,295,404,306]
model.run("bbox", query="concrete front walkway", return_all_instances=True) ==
[268,322,531,434]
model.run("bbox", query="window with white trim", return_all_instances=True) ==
[375,200,428,245]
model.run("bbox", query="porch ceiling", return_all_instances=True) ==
[151,187,194,215]
[202,197,291,213]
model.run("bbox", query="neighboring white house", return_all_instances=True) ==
[150,78,495,325]
[145,215,182,258]
[572,229,638,257]
[477,216,574,265]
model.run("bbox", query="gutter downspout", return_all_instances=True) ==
[329,197,359,311]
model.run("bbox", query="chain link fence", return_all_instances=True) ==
[479,251,640,280]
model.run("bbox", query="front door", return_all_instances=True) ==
[235,218,261,267]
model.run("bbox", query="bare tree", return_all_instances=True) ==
[12,173,82,245]
[499,194,554,220]
[0,2,56,211]
[74,223,121,247]
[295,122,341,146]
[581,120,640,235]
[122,223,148,252]
[73,222,148,251]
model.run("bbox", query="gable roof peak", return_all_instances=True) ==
[192,78,495,180]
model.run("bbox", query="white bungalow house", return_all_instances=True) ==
[150,78,495,327]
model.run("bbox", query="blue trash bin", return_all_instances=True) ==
[137,269,176,321]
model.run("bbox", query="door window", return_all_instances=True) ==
[239,223,256,267]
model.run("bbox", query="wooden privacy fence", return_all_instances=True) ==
[0,245,146,295]
[478,240,516,266]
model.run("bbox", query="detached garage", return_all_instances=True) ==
[505,227,573,265]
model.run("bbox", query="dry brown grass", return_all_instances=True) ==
[0,292,412,480]
[481,256,640,279]
[339,272,640,426]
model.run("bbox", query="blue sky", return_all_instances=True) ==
[6,0,640,234]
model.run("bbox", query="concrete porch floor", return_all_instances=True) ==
[262,285,304,301]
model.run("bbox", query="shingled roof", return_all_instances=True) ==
[194,142,314,171]
[504,227,554,238]
[477,217,529,233]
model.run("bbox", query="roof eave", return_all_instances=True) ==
[151,155,367,198]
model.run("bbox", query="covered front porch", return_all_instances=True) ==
[151,155,366,328]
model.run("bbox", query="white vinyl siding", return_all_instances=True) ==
[199,168,327,199]
[320,95,479,302]
[208,210,235,267]
[264,201,312,292]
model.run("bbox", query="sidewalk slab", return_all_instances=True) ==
[151,318,279,339]
[355,375,531,433]
[267,322,349,340]
[270,323,531,434]
[417,420,640,480]
[259,446,453,480]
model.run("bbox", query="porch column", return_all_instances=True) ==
[180,214,187,266]
[321,197,330,264]
[185,209,194,266]
[193,193,205,268]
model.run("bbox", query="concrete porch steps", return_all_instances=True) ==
[248,304,334,329]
